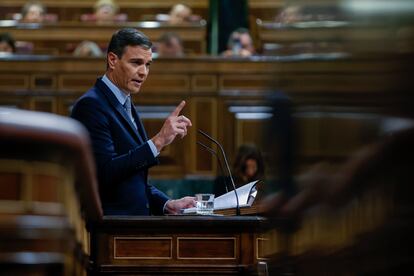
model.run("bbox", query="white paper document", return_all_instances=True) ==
[182,180,259,214]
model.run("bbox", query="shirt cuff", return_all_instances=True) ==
[147,139,160,157]
[163,199,171,214]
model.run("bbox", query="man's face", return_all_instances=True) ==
[24,5,44,23]
[239,33,254,52]
[95,5,115,23]
[107,45,152,95]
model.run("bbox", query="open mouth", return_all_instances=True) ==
[132,79,143,86]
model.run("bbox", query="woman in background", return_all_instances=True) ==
[214,144,265,196]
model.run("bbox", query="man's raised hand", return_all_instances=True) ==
[151,100,192,152]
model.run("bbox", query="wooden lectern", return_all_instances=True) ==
[91,215,269,275]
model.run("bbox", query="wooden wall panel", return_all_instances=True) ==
[143,74,190,94]
[235,120,268,150]
[0,172,22,200]
[57,95,82,116]
[0,56,411,179]
[220,75,275,91]
[295,112,384,160]
[294,114,322,158]
[0,95,29,109]
[58,74,98,92]
[190,98,218,175]
[31,74,56,91]
[192,74,217,93]
[320,115,380,157]
[222,104,273,174]
[0,74,29,91]
[30,97,57,113]
[278,73,403,93]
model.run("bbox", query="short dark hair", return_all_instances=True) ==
[0,33,16,53]
[107,28,152,59]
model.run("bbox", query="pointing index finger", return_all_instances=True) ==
[171,100,186,116]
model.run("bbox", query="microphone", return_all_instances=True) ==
[197,141,229,193]
[197,129,241,216]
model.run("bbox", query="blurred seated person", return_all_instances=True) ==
[221,28,256,57]
[81,0,127,23]
[214,144,265,196]
[275,4,345,23]
[155,3,201,24]
[73,41,103,57]
[169,3,192,24]
[275,5,303,24]
[94,0,118,23]
[156,32,184,57]
[20,0,46,23]
[0,33,16,54]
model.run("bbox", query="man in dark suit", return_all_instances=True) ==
[71,28,195,215]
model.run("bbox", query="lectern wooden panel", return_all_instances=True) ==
[92,216,267,275]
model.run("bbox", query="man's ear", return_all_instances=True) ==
[107,52,118,69]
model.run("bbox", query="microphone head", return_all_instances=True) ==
[197,128,209,138]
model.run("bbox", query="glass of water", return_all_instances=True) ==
[195,193,214,215]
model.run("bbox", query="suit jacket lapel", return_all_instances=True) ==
[95,78,144,144]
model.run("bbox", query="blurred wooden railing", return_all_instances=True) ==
[0,107,102,275]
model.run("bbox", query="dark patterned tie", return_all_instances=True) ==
[124,96,137,129]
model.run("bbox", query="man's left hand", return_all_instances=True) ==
[165,196,196,214]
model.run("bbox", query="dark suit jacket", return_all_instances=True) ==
[71,77,169,215]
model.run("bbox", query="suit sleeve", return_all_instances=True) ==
[71,97,159,188]
[148,184,170,215]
